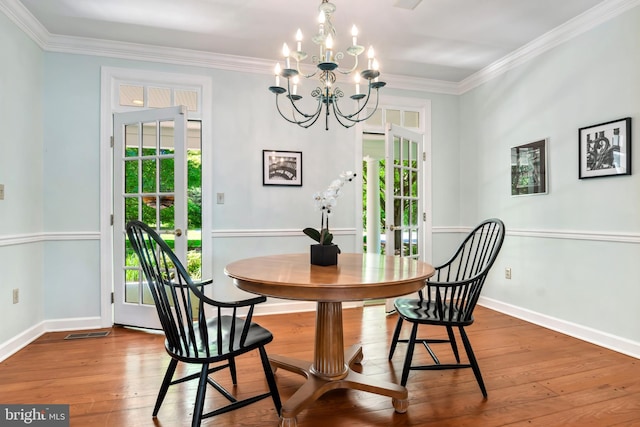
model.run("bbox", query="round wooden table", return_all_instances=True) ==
[225,253,435,427]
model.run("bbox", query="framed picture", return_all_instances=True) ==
[262,150,302,186]
[579,117,631,179]
[511,139,548,196]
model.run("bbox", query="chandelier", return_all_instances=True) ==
[268,0,386,130]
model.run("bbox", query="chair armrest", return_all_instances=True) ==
[186,280,267,308]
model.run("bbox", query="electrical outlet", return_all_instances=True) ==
[505,267,512,280]
[12,288,19,304]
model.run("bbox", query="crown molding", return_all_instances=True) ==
[1,0,638,96]
[458,0,640,93]
[0,0,47,48]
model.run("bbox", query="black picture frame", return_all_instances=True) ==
[511,139,548,196]
[579,117,631,179]
[262,150,303,186]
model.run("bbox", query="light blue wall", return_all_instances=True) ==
[459,7,640,339]
[2,4,639,352]
[0,11,44,343]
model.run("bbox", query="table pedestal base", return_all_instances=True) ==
[271,344,409,427]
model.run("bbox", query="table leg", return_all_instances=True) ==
[272,301,409,426]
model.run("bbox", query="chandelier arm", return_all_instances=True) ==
[332,83,372,120]
[334,54,359,75]
[283,78,326,120]
[331,101,358,129]
[333,86,382,125]
[291,96,325,129]
[293,60,319,79]
[274,94,322,127]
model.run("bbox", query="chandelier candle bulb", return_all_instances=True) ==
[282,43,291,69]
[373,59,379,82]
[296,29,303,51]
[351,25,358,46]
[292,75,299,95]
[274,63,281,87]
[354,74,360,95]
[367,46,375,70]
[325,34,333,62]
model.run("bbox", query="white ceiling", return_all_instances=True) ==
[15,0,607,83]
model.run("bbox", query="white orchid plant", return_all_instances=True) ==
[303,171,357,247]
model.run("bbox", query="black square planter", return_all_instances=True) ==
[310,244,339,266]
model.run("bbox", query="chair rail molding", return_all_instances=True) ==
[433,226,640,244]
[0,231,100,247]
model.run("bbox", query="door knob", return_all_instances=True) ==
[174,228,182,237]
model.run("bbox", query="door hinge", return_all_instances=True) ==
[110,214,114,226]
[110,136,114,148]
[423,212,427,221]
[423,151,426,161]
[111,292,114,304]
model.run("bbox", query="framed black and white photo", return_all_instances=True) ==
[579,117,631,179]
[511,139,548,196]
[262,150,302,186]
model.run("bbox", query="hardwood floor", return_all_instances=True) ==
[1,305,639,426]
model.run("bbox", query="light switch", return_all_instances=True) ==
[0,184,4,200]
[216,193,224,204]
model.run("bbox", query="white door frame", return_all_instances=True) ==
[99,67,213,327]
[355,96,432,264]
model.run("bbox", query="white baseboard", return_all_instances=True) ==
[4,301,638,363]
[0,317,103,363]
[479,297,640,359]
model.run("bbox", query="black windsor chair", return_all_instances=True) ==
[388,218,505,397]
[126,220,281,427]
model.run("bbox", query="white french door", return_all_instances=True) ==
[112,106,188,329]
[384,124,425,311]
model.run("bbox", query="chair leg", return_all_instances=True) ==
[228,356,238,385]
[459,326,487,398]
[153,358,178,417]
[400,322,419,386]
[388,316,404,360]
[446,326,461,363]
[258,346,282,415]
[192,363,210,427]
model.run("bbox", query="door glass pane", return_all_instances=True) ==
[411,170,418,197]
[124,160,138,193]
[159,158,175,192]
[119,85,144,107]
[141,159,157,193]
[142,122,157,151]
[387,109,401,126]
[142,203,157,227]
[404,111,419,128]
[149,87,171,109]
[124,124,139,157]
[124,197,139,223]
[409,200,417,225]
[160,121,175,151]
[124,240,140,304]
[176,89,198,111]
